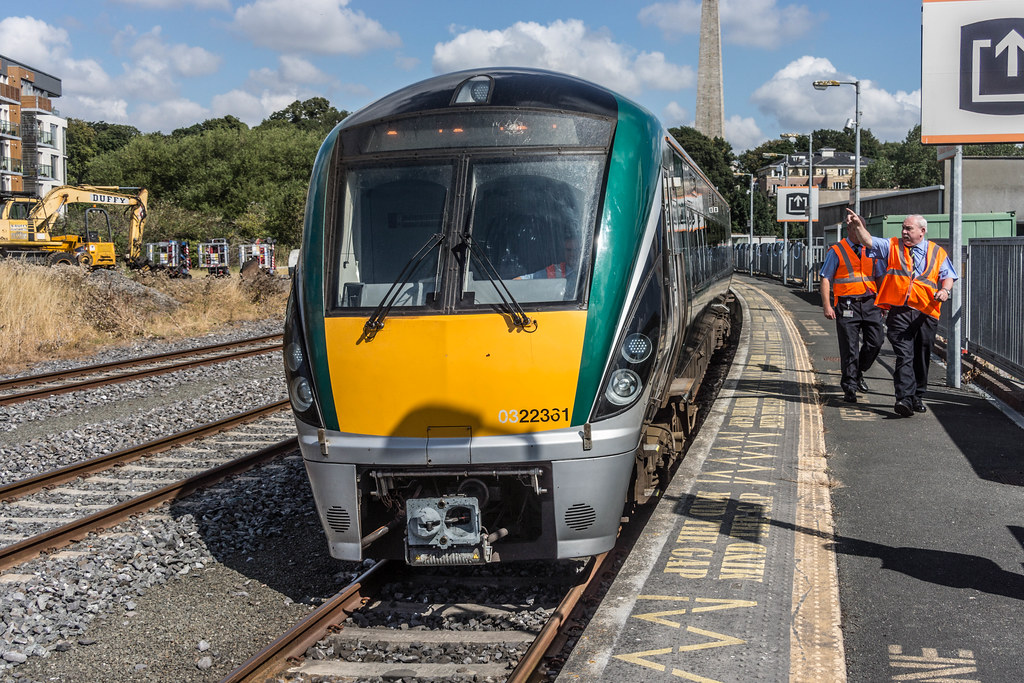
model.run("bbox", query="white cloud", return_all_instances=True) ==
[724,115,765,152]
[61,95,130,123]
[211,89,295,126]
[233,0,400,55]
[0,16,71,71]
[750,56,920,141]
[134,98,210,131]
[433,19,694,96]
[662,101,690,127]
[639,0,821,49]
[112,26,221,102]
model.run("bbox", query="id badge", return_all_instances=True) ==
[842,309,854,318]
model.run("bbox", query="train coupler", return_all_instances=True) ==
[405,496,492,566]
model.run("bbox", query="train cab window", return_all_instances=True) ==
[334,164,452,309]
[461,156,603,306]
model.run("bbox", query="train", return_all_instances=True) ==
[284,68,733,566]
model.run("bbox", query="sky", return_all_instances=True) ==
[0,0,925,152]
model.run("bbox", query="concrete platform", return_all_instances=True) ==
[558,275,1024,682]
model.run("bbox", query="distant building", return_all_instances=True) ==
[0,54,67,196]
[757,148,872,206]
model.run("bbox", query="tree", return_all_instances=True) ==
[66,118,97,184]
[171,115,248,138]
[667,126,752,233]
[889,124,943,189]
[260,97,348,133]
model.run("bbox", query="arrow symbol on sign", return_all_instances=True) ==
[995,29,1024,78]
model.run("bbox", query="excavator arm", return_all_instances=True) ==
[27,185,149,264]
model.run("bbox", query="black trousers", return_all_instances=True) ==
[885,305,938,401]
[834,296,885,394]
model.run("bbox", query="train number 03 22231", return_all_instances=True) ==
[497,408,570,424]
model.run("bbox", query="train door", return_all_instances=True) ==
[662,148,691,369]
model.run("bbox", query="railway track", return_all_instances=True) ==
[0,333,283,406]
[0,403,295,571]
[223,552,611,682]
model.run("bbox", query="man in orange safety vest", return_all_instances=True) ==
[845,210,958,417]
[819,222,884,403]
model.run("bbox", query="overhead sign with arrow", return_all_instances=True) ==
[922,0,1024,143]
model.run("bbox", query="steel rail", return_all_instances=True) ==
[219,560,394,683]
[0,333,283,391]
[506,551,610,683]
[0,437,298,572]
[0,342,283,407]
[0,400,290,502]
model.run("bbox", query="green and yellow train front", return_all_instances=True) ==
[284,71,671,565]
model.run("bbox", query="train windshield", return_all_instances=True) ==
[460,156,603,306]
[334,163,452,309]
[330,111,611,313]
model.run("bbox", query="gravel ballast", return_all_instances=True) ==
[1,317,364,682]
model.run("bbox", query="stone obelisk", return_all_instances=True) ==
[695,0,725,139]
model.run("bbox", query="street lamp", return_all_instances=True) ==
[732,170,754,277]
[813,79,861,215]
[781,131,815,292]
[762,151,790,284]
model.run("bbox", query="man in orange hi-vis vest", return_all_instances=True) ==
[819,222,884,403]
[845,210,958,418]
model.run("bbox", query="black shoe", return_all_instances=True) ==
[856,377,869,393]
[912,397,927,413]
[843,391,857,403]
[894,399,914,417]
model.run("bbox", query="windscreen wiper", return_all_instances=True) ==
[363,232,445,338]
[454,233,534,329]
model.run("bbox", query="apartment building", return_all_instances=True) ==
[0,54,66,196]
[757,148,871,206]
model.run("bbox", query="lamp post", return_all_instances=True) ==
[782,131,815,292]
[762,151,790,284]
[813,79,861,215]
[732,170,754,277]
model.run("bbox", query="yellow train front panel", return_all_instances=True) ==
[323,311,588,438]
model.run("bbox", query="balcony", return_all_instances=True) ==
[0,156,24,174]
[0,82,19,104]
[20,96,52,113]
[0,120,19,138]
[36,164,53,178]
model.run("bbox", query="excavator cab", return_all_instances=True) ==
[76,207,117,268]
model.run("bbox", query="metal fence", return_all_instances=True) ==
[733,241,824,286]
[966,237,1024,377]
[735,237,1024,381]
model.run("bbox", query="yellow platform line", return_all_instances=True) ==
[739,282,846,682]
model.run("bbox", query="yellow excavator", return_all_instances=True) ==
[0,185,149,268]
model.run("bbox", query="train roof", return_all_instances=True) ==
[341,68,623,128]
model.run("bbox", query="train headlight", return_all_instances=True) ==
[283,283,324,428]
[621,333,652,364]
[590,268,663,421]
[290,376,314,412]
[454,76,493,104]
[285,342,305,373]
[606,369,642,405]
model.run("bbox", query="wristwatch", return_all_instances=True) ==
[942,288,951,296]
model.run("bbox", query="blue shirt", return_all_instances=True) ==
[865,236,959,282]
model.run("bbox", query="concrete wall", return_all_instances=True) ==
[943,157,1024,229]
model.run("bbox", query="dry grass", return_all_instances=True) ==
[0,262,289,374]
